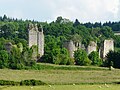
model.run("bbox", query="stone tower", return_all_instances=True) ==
[63,40,83,58]
[28,23,44,58]
[37,25,44,57]
[63,40,76,58]
[99,39,114,58]
[103,39,114,58]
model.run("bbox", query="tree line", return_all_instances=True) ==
[0,15,120,69]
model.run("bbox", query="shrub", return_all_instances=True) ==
[67,58,75,65]
[88,51,102,66]
[0,79,46,86]
[74,49,91,66]
[20,79,47,86]
[0,80,19,86]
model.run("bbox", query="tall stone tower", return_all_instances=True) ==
[63,40,76,58]
[103,39,114,58]
[37,25,44,57]
[28,23,44,58]
[99,39,114,58]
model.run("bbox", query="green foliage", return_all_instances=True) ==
[0,38,36,69]
[114,36,120,48]
[0,50,8,68]
[74,49,91,66]
[43,37,72,65]
[53,48,72,65]
[20,79,46,86]
[88,51,102,66]
[67,58,75,65]
[0,15,118,69]
[0,79,46,86]
[100,26,114,38]
[0,80,19,86]
[106,50,120,68]
[1,22,18,39]
[8,45,24,69]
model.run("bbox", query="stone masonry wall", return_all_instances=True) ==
[28,23,44,59]
[103,39,114,58]
[87,41,97,55]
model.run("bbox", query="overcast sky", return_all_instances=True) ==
[0,0,120,23]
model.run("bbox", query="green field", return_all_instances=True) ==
[0,64,120,89]
[0,64,120,85]
[1,85,120,90]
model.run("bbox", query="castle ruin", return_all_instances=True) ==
[28,23,114,60]
[28,23,44,59]
[63,40,76,58]
[99,39,114,58]
[63,40,85,58]
[86,41,97,55]
[64,39,114,59]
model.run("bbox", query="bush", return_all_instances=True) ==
[20,79,47,86]
[53,54,71,65]
[67,58,75,65]
[88,51,102,66]
[0,79,46,86]
[0,80,19,86]
[74,49,91,66]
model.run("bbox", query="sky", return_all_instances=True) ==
[0,0,120,23]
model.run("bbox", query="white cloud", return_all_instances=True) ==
[50,0,120,22]
[117,0,120,18]
[0,0,120,22]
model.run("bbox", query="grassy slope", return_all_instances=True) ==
[0,63,120,85]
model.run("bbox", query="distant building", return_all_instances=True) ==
[28,23,44,59]
[86,41,97,55]
[99,39,114,59]
[63,40,85,58]
[64,39,114,59]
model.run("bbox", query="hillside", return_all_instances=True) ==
[0,15,120,69]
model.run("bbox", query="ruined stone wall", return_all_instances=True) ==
[37,30,44,57]
[5,42,13,53]
[28,24,38,47]
[28,23,44,59]
[64,40,76,58]
[63,40,84,58]
[64,39,114,59]
[103,39,114,58]
[87,41,97,55]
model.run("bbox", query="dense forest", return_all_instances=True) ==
[0,15,120,69]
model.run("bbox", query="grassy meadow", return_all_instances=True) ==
[1,85,120,90]
[0,63,120,89]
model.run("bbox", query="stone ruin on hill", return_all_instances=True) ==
[28,23,44,60]
[4,23,114,61]
[28,23,114,60]
[63,39,114,59]
[4,23,44,61]
[99,39,114,59]
[63,40,85,58]
[87,41,97,55]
